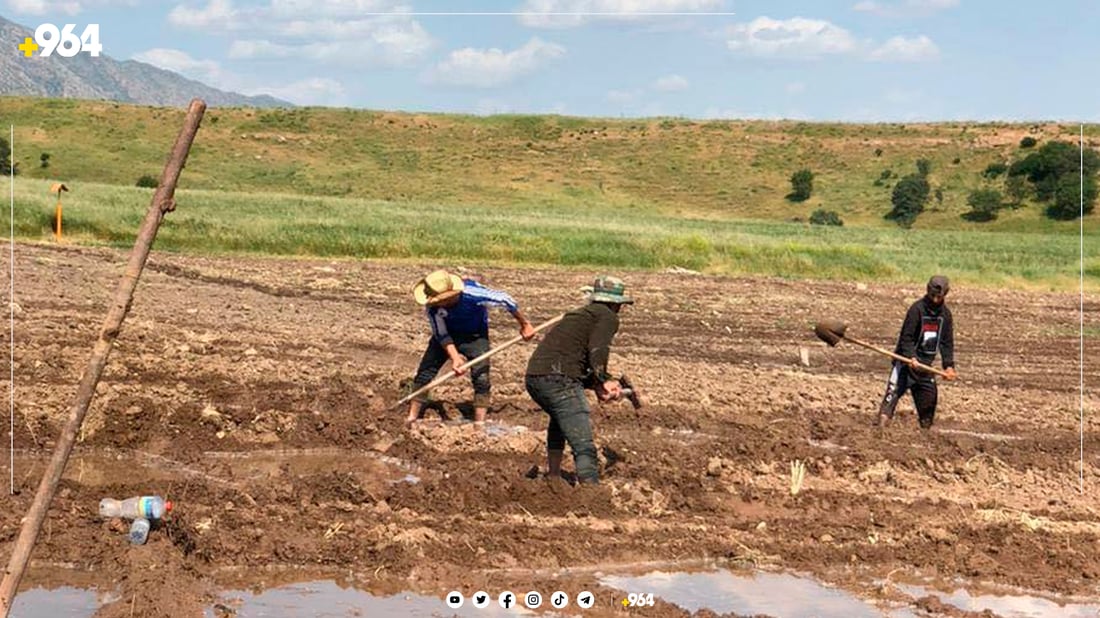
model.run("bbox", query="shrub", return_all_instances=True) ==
[982,162,1008,179]
[1020,136,1038,148]
[136,174,159,188]
[885,174,930,228]
[962,188,1004,222]
[787,169,814,202]
[809,209,843,226]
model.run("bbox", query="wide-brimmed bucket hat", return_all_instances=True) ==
[413,269,465,306]
[584,275,634,304]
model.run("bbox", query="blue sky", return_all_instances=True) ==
[4,0,1099,121]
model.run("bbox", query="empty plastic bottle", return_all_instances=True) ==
[99,496,173,520]
[129,518,150,545]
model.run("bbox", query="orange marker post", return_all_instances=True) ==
[49,182,68,240]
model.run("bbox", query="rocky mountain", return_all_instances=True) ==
[0,15,290,108]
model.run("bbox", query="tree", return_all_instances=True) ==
[916,158,932,178]
[0,137,14,176]
[982,162,1007,179]
[885,174,930,228]
[962,188,1004,222]
[135,174,159,188]
[1004,174,1029,206]
[1009,140,1100,218]
[809,209,843,226]
[788,169,814,202]
[1020,136,1038,148]
[40,153,50,169]
[1047,174,1098,220]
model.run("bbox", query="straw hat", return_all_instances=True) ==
[413,269,465,306]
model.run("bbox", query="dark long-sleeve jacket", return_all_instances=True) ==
[894,296,955,369]
[526,303,619,383]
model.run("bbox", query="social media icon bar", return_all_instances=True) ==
[446,591,464,609]
[577,590,595,609]
[524,591,542,609]
[472,590,491,608]
[550,591,569,608]
[498,590,516,609]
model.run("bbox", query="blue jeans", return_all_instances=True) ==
[525,375,598,484]
[413,333,491,407]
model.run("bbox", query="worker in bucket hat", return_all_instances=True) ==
[525,275,634,484]
[877,275,958,430]
[406,269,535,426]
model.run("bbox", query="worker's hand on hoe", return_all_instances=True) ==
[908,357,920,370]
[943,367,958,381]
[596,379,623,402]
[520,322,536,341]
[450,355,468,376]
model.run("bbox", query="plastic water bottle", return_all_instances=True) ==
[129,518,150,545]
[99,496,172,520]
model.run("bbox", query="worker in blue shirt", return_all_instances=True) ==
[406,269,535,426]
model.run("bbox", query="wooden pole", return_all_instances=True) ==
[0,99,206,616]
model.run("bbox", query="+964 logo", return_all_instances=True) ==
[18,24,102,58]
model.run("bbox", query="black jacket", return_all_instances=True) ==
[526,303,619,383]
[894,296,955,369]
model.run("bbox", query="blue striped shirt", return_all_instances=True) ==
[426,280,519,346]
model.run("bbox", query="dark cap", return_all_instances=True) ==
[926,275,950,297]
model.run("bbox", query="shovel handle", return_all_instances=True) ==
[842,335,951,379]
[392,313,566,409]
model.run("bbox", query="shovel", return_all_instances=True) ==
[813,319,950,379]
[392,313,566,409]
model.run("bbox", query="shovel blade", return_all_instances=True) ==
[814,320,848,347]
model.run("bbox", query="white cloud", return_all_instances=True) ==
[853,0,958,17]
[869,35,939,61]
[428,38,566,88]
[652,74,689,92]
[249,78,346,106]
[132,47,345,106]
[785,81,806,94]
[725,16,858,59]
[7,0,135,15]
[700,107,808,121]
[606,89,639,104]
[517,0,726,28]
[132,48,225,85]
[168,1,434,67]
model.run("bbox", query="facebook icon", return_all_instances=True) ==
[498,591,515,609]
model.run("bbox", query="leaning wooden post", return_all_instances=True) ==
[0,98,206,616]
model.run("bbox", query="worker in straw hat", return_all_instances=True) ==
[406,269,536,426]
[525,275,633,485]
[877,275,958,430]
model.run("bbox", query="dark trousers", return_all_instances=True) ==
[879,361,939,428]
[413,333,491,407]
[525,375,598,484]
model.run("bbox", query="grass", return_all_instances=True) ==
[6,178,1097,292]
[2,97,1099,234]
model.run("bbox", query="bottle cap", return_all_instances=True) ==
[164,500,173,513]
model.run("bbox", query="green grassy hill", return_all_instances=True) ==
[3,97,1097,233]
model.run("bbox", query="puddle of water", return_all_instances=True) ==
[897,583,1100,618]
[601,569,887,618]
[10,586,103,618]
[209,581,542,617]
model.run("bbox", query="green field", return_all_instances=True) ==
[1,97,1097,290]
[6,178,1097,291]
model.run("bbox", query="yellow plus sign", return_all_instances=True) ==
[18,37,38,57]
[621,598,629,607]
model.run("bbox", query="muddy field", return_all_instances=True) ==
[2,242,1099,617]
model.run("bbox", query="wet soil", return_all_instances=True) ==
[2,242,1099,617]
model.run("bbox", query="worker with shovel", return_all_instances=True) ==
[406,269,536,426]
[877,275,958,429]
[525,275,633,485]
